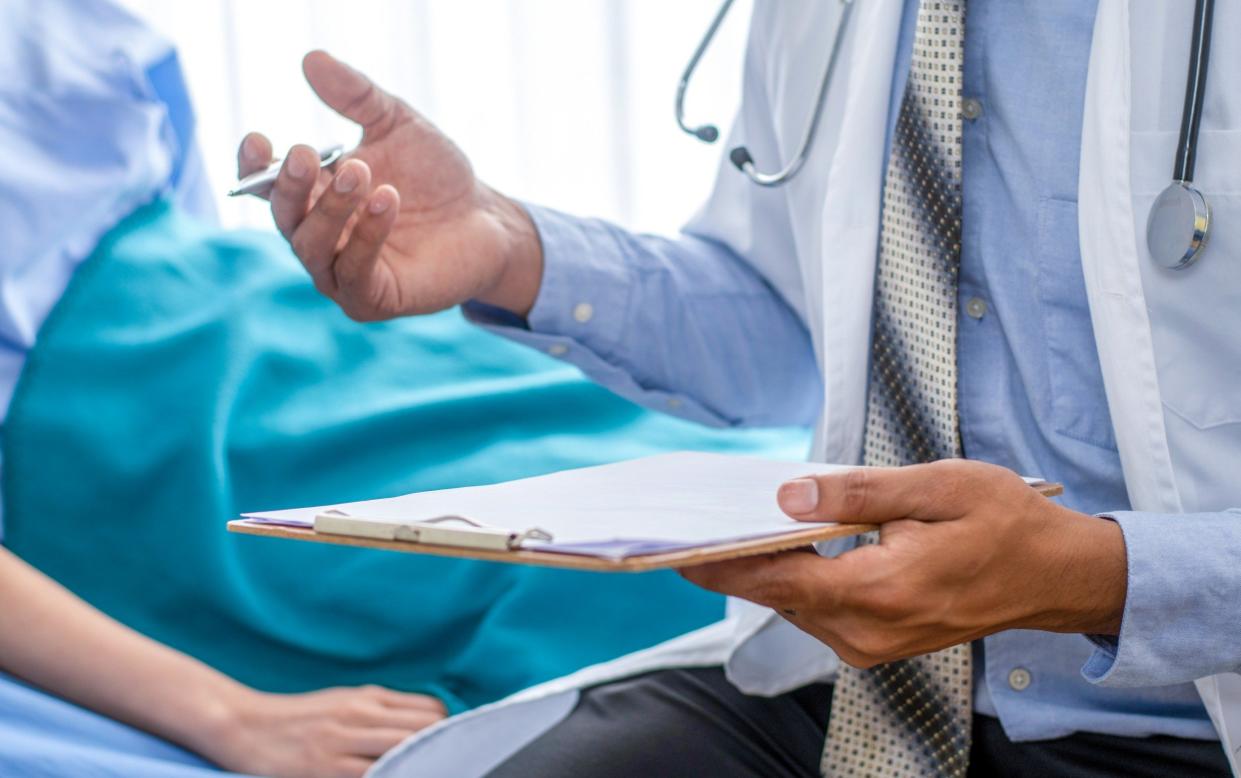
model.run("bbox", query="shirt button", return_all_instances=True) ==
[965,296,988,319]
[1008,667,1032,692]
[572,302,594,324]
[962,97,983,120]
[548,344,568,357]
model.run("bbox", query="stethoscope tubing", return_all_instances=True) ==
[1175,0,1214,184]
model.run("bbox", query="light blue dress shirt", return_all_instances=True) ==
[471,0,1228,744]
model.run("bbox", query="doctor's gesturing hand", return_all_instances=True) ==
[682,460,1130,669]
[237,51,544,321]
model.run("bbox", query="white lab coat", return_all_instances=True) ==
[369,1,1241,774]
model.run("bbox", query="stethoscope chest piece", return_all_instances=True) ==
[1147,182,1211,271]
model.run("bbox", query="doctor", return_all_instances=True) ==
[239,0,1241,775]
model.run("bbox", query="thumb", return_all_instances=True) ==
[776,464,971,524]
[302,50,399,134]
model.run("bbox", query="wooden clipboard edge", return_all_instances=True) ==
[226,480,1061,572]
[227,519,874,572]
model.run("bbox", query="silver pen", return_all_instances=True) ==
[228,144,346,197]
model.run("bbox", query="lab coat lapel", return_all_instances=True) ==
[1077,0,1182,516]
[811,0,903,465]
[730,0,905,677]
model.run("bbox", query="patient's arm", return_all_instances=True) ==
[0,547,443,778]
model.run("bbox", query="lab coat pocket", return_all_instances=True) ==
[1036,196,1118,449]
[1132,131,1241,431]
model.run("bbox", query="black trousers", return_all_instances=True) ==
[484,667,1230,777]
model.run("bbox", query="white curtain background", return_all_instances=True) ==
[117,0,751,236]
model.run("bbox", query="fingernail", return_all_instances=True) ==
[368,195,390,215]
[335,168,359,193]
[242,136,259,162]
[778,478,819,514]
[287,154,308,179]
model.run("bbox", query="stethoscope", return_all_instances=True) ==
[676,0,1217,271]
[1147,0,1216,270]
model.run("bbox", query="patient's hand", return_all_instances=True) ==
[238,50,544,321]
[205,685,445,778]
[0,548,443,777]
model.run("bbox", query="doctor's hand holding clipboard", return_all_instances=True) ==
[235,51,546,324]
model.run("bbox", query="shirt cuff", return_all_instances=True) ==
[463,202,629,349]
[461,201,630,354]
[1082,509,1241,687]
[528,202,632,355]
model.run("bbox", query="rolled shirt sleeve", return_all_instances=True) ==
[1082,509,1241,687]
[465,203,821,429]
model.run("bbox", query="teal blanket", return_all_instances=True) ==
[3,201,808,713]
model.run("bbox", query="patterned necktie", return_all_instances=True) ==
[820,2,971,777]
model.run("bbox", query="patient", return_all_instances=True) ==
[3,6,442,773]
[0,2,807,775]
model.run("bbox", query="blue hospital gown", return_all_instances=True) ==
[0,673,250,777]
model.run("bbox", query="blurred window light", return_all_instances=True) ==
[116,0,751,236]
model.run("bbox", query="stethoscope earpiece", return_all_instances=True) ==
[729,146,754,172]
[693,125,720,144]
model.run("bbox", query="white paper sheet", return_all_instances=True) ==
[243,452,849,557]
[242,452,1050,559]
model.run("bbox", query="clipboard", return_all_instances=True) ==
[227,480,1064,574]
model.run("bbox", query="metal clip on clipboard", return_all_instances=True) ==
[314,510,554,552]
